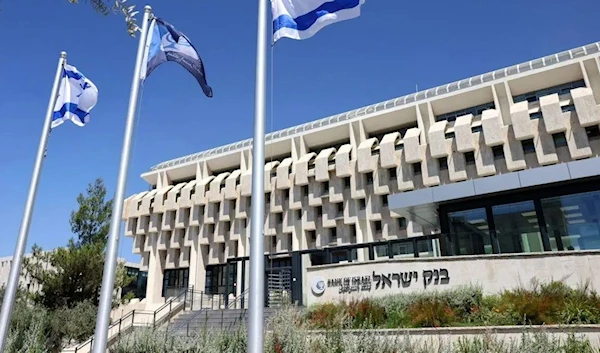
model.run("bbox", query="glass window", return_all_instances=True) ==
[492,201,544,254]
[541,191,600,251]
[416,239,435,258]
[448,208,493,255]
[391,241,414,258]
[163,268,189,297]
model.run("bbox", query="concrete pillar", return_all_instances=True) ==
[145,233,165,304]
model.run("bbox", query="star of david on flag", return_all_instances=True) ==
[140,17,213,98]
[51,64,98,129]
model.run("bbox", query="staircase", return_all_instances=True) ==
[168,307,279,336]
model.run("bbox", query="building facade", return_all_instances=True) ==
[122,40,600,306]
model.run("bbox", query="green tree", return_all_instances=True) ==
[26,241,105,310]
[25,178,134,309]
[70,178,113,247]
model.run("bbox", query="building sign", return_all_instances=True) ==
[323,268,450,295]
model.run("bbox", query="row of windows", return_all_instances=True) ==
[513,80,586,104]
[435,102,496,122]
[444,187,600,255]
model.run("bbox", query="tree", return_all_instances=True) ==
[70,178,113,247]
[26,178,134,309]
[0,1,140,36]
[26,241,105,309]
[67,0,140,36]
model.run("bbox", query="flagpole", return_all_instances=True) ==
[91,6,152,353]
[0,51,66,352]
[248,0,268,352]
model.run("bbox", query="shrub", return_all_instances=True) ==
[345,299,386,328]
[112,307,599,353]
[498,280,593,325]
[407,296,457,327]
[306,302,346,329]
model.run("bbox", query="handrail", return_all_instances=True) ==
[72,287,189,353]
[228,288,249,309]
[170,288,250,334]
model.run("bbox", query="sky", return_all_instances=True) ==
[0,0,598,262]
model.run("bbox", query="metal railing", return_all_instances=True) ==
[172,288,250,336]
[72,288,189,353]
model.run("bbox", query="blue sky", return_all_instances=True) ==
[0,0,598,262]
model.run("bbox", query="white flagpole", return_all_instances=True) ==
[248,0,268,351]
[91,5,152,353]
[0,51,66,351]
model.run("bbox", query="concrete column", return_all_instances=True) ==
[145,233,165,304]
[187,236,199,291]
[194,245,208,295]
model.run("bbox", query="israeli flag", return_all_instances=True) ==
[272,0,365,43]
[51,64,98,129]
[140,17,213,98]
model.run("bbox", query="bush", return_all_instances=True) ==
[494,280,600,326]
[407,296,456,327]
[306,302,346,329]
[345,299,386,328]
[306,280,600,329]
[112,307,599,353]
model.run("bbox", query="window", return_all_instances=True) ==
[416,239,435,258]
[471,125,483,133]
[366,173,374,185]
[302,185,309,196]
[307,230,316,242]
[492,145,505,159]
[374,221,383,233]
[343,177,351,189]
[336,202,344,216]
[562,104,576,113]
[162,268,190,297]
[322,181,329,196]
[413,163,422,175]
[541,190,600,251]
[513,80,586,103]
[530,111,543,120]
[397,217,407,230]
[391,242,414,258]
[359,199,366,210]
[276,213,283,224]
[448,208,492,255]
[552,132,568,148]
[464,152,475,165]
[438,157,448,170]
[204,264,236,295]
[316,206,323,218]
[522,139,535,154]
[369,124,417,142]
[492,201,544,254]
[388,167,397,180]
[586,126,600,140]
[435,102,495,122]
[330,228,337,243]
[382,195,388,207]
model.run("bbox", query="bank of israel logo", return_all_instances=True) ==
[311,277,326,296]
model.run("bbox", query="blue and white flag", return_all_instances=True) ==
[271,0,365,43]
[52,64,98,129]
[140,17,213,98]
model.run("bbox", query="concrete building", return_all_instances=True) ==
[122,40,600,307]
[0,254,146,299]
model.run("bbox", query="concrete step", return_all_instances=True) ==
[168,308,279,335]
